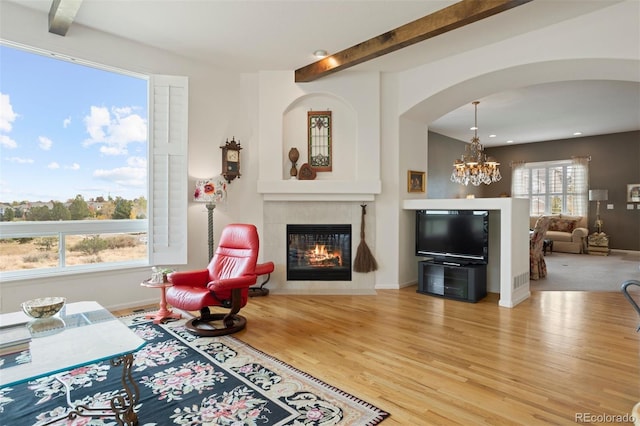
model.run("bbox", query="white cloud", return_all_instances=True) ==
[38,136,53,150]
[48,162,60,169]
[113,106,132,115]
[0,134,17,149]
[100,145,127,156]
[109,113,147,144]
[63,116,71,128]
[94,165,146,188]
[83,106,110,144]
[6,157,33,164]
[127,156,147,168]
[83,105,147,156]
[64,163,80,170]
[0,92,18,133]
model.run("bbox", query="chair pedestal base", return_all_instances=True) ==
[248,287,269,297]
[249,271,271,298]
[185,311,247,337]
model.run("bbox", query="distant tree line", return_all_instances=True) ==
[0,195,147,222]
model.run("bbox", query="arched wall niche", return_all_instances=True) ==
[282,93,357,181]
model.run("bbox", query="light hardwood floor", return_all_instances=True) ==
[120,287,640,425]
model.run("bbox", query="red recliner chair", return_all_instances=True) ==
[166,223,272,336]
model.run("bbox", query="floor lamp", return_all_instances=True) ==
[194,176,227,260]
[588,189,608,234]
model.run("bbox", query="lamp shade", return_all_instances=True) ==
[588,189,608,202]
[194,175,227,204]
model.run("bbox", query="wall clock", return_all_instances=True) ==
[221,137,242,183]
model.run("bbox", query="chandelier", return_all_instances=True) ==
[450,101,502,186]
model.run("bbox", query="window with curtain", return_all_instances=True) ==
[512,158,589,217]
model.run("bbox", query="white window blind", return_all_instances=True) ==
[511,158,589,217]
[149,75,188,265]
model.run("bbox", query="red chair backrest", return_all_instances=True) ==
[207,223,259,281]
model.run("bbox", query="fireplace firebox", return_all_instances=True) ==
[287,224,352,281]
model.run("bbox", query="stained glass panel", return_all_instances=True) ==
[308,111,332,172]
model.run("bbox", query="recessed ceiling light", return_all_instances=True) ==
[573,131,583,136]
[314,50,328,58]
[506,140,514,144]
[489,134,496,138]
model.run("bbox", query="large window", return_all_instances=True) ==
[512,158,589,217]
[0,42,187,280]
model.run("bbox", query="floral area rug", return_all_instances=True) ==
[0,313,389,425]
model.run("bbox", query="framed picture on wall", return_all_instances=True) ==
[408,170,425,193]
[627,184,640,202]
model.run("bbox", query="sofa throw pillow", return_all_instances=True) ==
[548,217,578,233]
[560,215,584,228]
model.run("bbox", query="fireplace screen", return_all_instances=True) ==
[287,224,352,281]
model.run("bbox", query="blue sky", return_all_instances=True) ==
[0,44,148,203]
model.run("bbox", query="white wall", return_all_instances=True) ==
[373,73,401,288]
[397,118,429,288]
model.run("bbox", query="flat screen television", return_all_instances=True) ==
[415,210,489,265]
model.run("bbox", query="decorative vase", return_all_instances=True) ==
[288,147,300,178]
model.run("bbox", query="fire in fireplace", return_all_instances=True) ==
[287,224,352,281]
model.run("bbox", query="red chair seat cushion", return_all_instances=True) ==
[167,285,219,312]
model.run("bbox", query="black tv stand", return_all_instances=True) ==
[417,260,487,303]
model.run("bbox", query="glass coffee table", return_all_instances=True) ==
[0,301,146,425]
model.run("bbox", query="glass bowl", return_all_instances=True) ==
[21,297,66,319]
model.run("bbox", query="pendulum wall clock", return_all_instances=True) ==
[221,137,242,183]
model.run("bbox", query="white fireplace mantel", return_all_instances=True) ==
[257,179,381,202]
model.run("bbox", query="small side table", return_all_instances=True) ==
[140,280,182,324]
[587,233,610,256]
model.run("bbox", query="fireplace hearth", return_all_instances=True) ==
[287,224,352,281]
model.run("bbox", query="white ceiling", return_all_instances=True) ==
[429,80,640,146]
[4,0,639,146]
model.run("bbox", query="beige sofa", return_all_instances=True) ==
[529,214,589,254]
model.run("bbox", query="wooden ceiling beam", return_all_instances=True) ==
[48,0,84,36]
[295,0,533,83]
